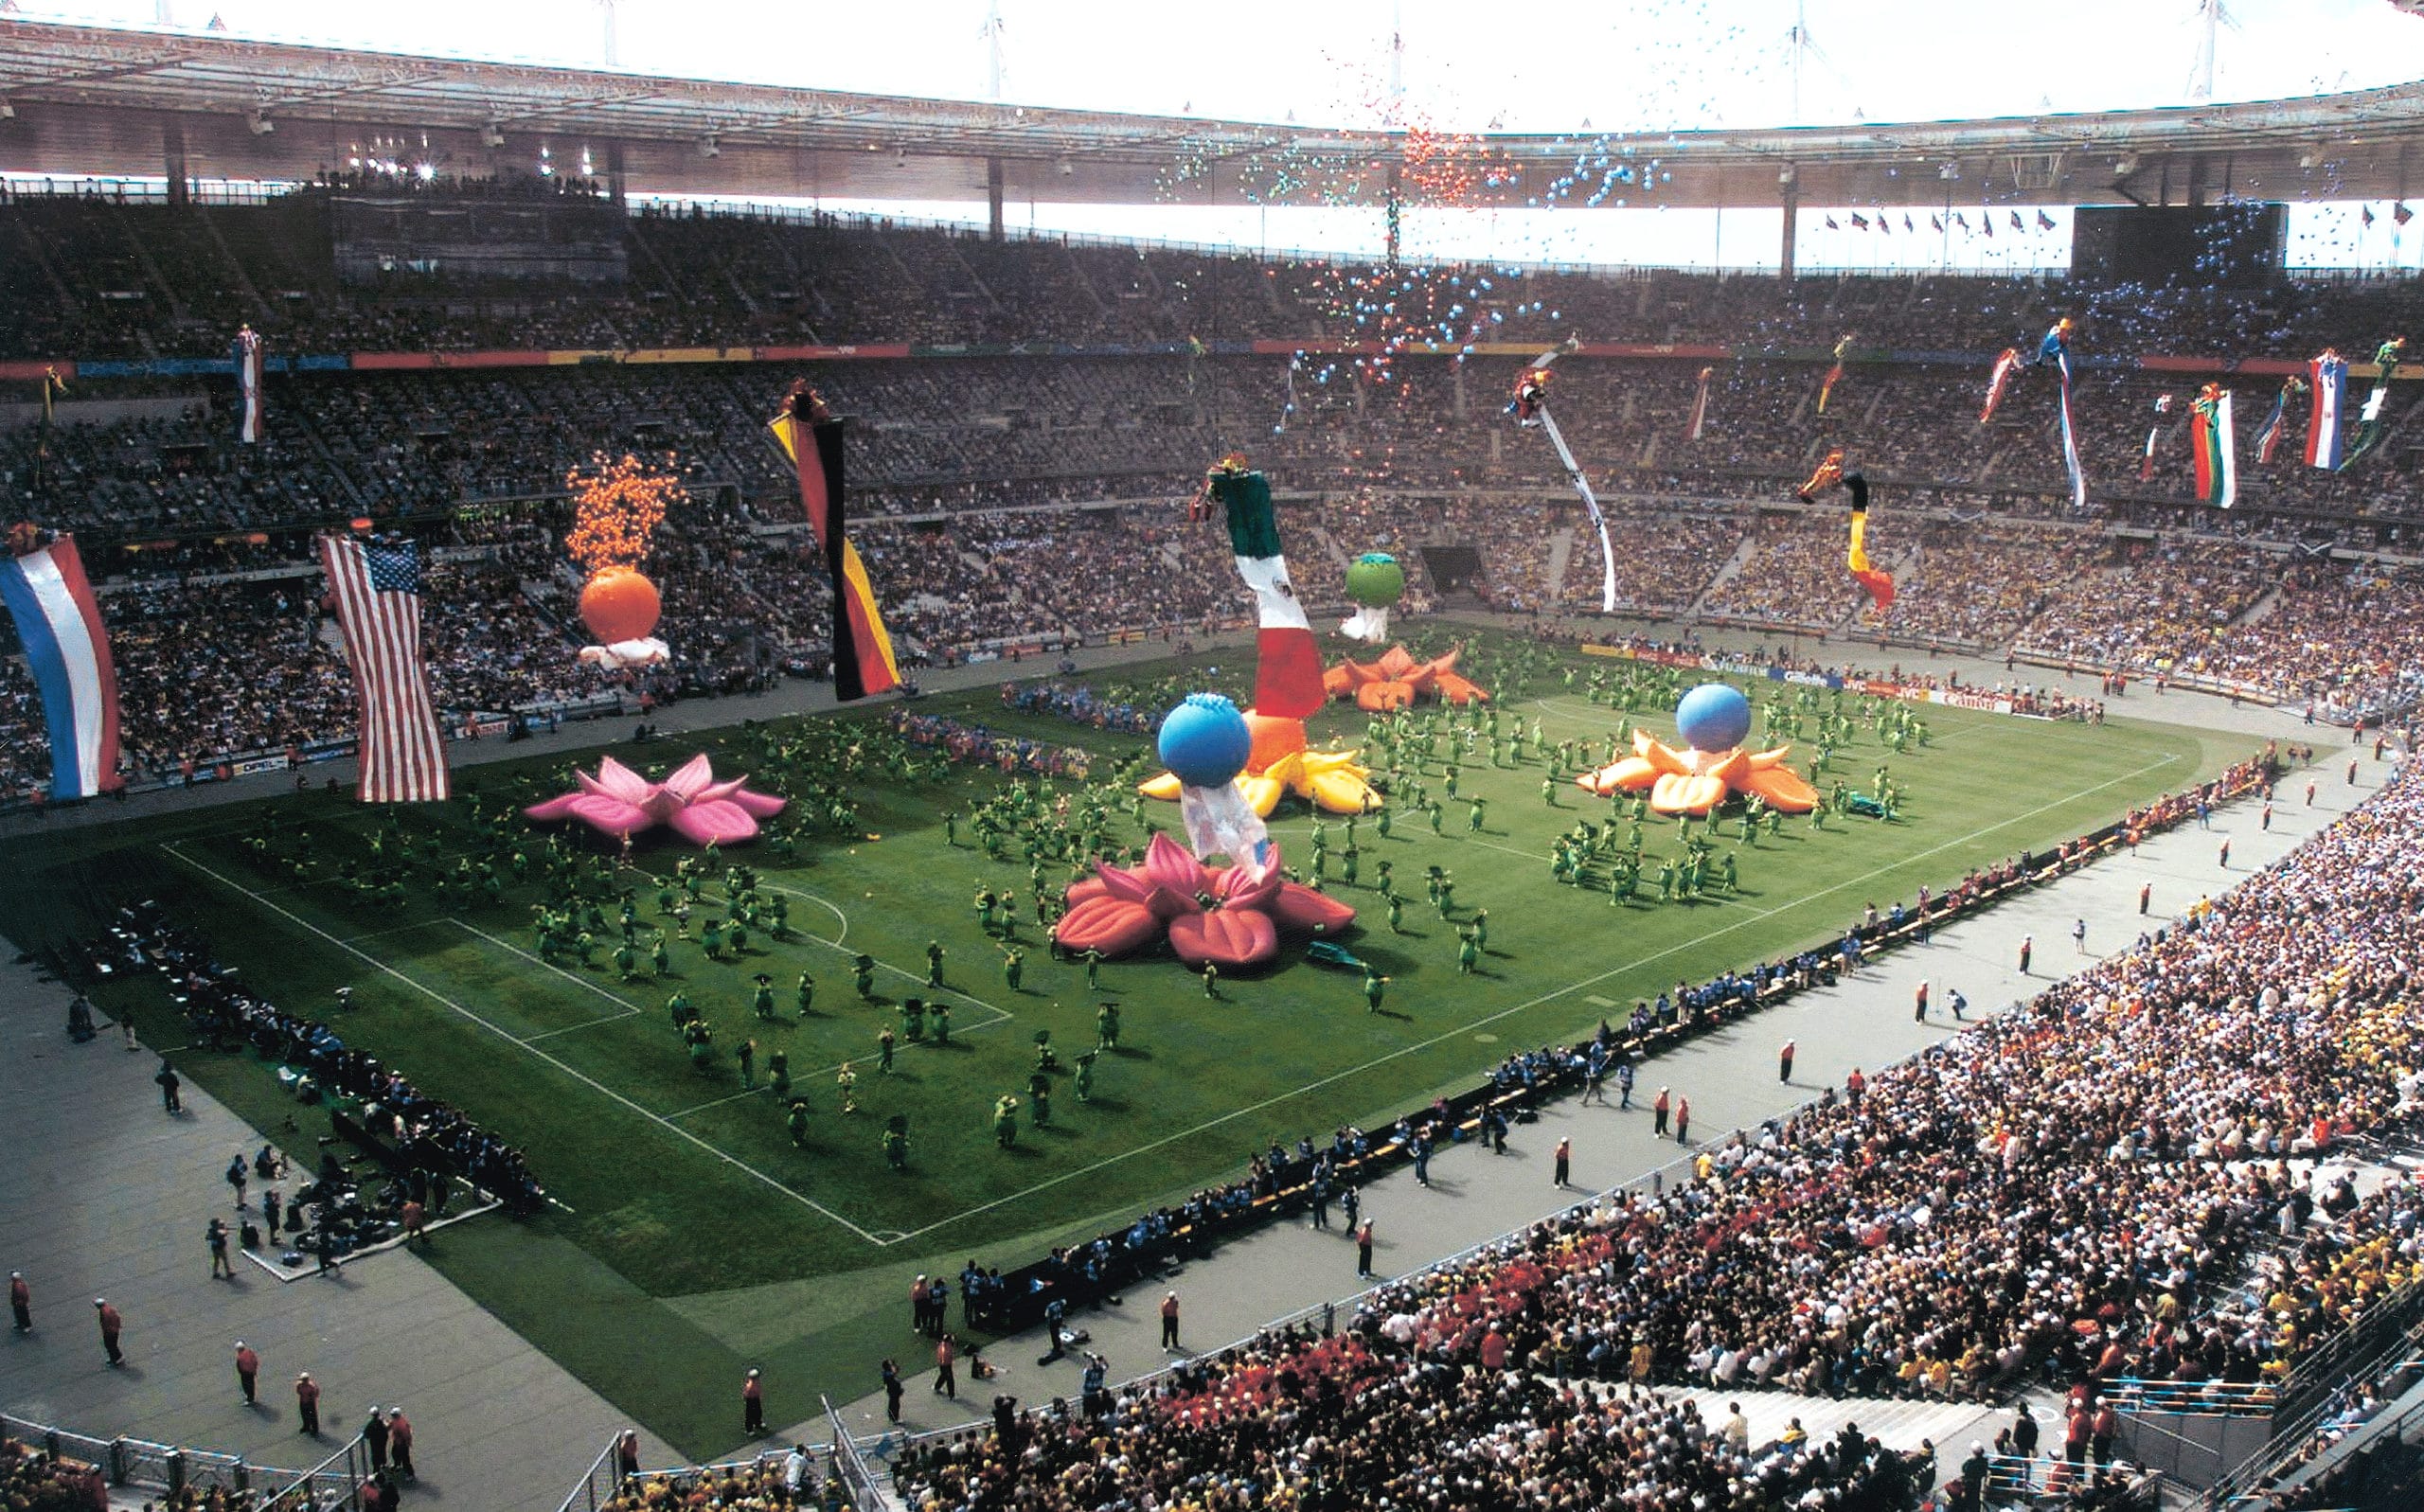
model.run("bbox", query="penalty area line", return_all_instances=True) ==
[163,843,895,1247]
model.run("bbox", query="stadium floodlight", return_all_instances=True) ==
[246,107,273,135]
[1777,165,1795,186]
[1937,162,1960,181]
[697,133,720,158]
[1057,155,1074,177]
[2114,153,2139,178]
[0,98,14,120]
[482,121,506,147]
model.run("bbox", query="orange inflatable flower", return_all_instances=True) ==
[1575,728,1820,818]
[1322,644,1489,712]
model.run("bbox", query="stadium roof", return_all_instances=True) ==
[5,17,2424,213]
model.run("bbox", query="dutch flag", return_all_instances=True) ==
[0,536,122,799]
[2307,351,2346,471]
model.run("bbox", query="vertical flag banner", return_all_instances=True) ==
[2191,384,2237,509]
[770,383,899,702]
[2255,376,2303,466]
[1686,365,1714,441]
[1197,456,1324,720]
[0,534,121,799]
[232,325,264,445]
[317,534,450,802]
[2306,350,2347,470]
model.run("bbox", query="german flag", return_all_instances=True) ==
[771,383,900,701]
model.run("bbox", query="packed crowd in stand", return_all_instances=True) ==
[0,1436,107,1511]
[895,754,2423,1512]
[6,208,2424,804]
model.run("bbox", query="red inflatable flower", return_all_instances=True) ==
[524,753,786,846]
[1053,833,1355,969]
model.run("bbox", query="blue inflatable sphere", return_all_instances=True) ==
[1158,693,1254,788]
[1675,683,1753,754]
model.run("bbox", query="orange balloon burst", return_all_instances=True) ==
[563,453,684,574]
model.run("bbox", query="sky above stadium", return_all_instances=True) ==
[18,0,2424,132]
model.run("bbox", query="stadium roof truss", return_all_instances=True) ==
[4,18,2424,212]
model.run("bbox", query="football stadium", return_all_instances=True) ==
[3,5,2424,1510]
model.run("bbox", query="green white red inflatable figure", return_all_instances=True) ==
[1338,552,1405,643]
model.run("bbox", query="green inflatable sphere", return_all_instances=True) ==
[1345,553,1406,608]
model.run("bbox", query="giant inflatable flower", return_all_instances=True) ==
[1137,709,1381,817]
[1323,644,1488,711]
[1575,729,1820,817]
[525,754,786,845]
[1053,833,1355,969]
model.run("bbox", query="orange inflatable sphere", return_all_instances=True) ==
[579,566,661,645]
[1243,710,1309,774]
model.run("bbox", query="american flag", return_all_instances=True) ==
[317,535,450,802]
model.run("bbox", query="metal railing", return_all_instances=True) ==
[2106,1378,2282,1419]
[556,1444,819,1512]
[257,1433,372,1512]
[824,1395,896,1511]
[0,1409,327,1503]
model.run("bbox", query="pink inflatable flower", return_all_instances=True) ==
[1052,833,1355,969]
[524,754,786,846]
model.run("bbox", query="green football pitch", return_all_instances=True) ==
[0,631,2259,1456]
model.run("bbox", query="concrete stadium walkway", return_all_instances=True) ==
[0,956,679,1511]
[821,742,2389,1446]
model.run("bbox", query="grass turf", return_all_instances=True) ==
[0,632,2259,1456]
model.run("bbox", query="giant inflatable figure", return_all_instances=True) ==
[1574,682,1819,817]
[1137,704,1380,818]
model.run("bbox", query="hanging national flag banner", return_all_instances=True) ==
[2191,384,2236,508]
[1979,347,2023,423]
[2255,376,2302,465]
[316,534,450,802]
[232,325,264,445]
[0,533,121,799]
[1686,365,1714,441]
[1199,457,1324,719]
[2307,350,2348,470]
[771,383,900,702]
[2140,393,2174,481]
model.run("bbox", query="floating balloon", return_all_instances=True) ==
[579,565,661,646]
[1339,552,1405,643]
[1674,683,1752,754]
[1157,693,1254,788]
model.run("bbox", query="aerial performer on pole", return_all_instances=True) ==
[2339,337,2405,471]
[1507,340,1617,613]
[2138,394,2175,481]
[2037,318,2088,507]
[2253,375,2303,466]
[1796,451,1895,614]
[1816,333,1853,415]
